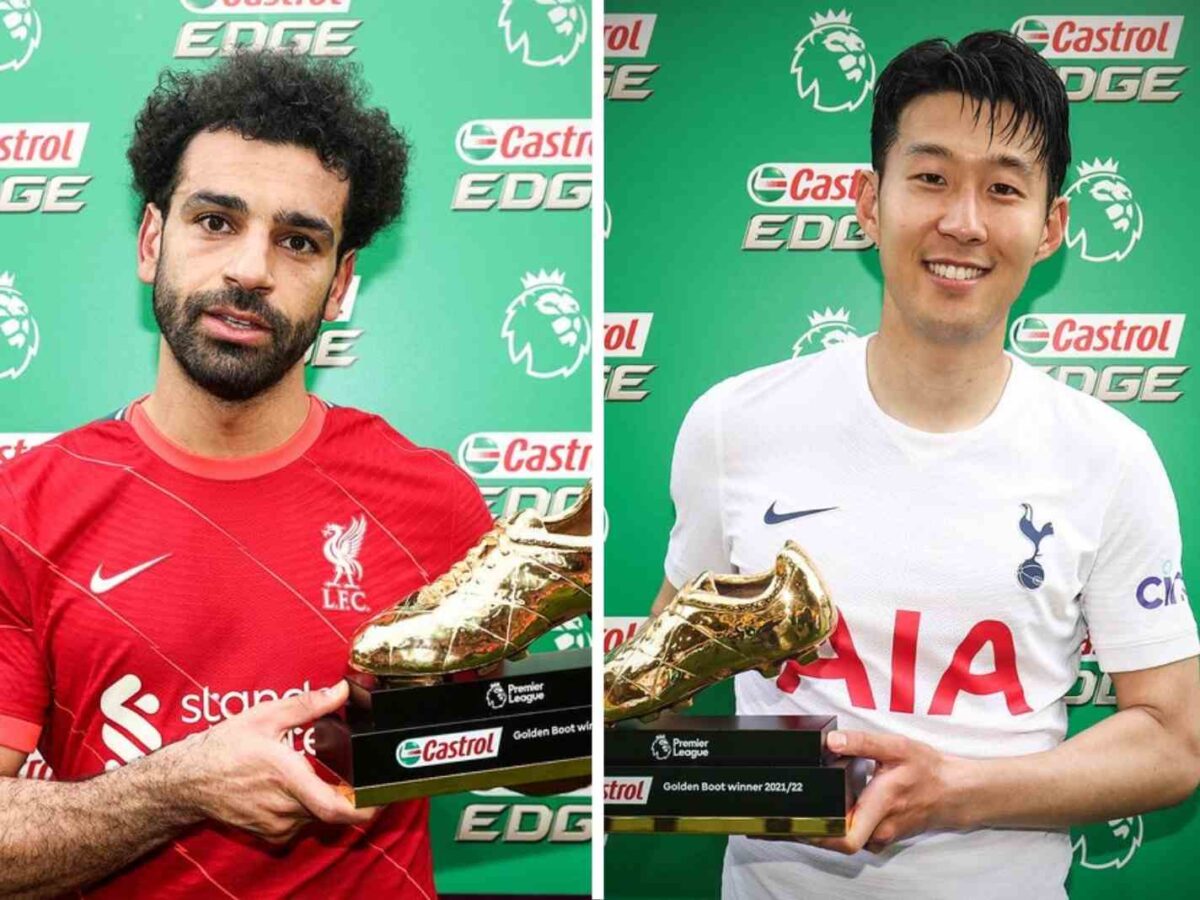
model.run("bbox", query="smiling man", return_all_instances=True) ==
[0,52,492,897]
[651,32,1200,899]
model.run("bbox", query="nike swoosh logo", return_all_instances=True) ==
[90,554,171,595]
[764,503,838,525]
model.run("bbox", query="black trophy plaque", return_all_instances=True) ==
[316,648,591,807]
[604,714,854,836]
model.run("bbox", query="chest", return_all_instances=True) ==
[720,447,1104,626]
[34,481,432,719]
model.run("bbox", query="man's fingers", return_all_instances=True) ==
[259,682,349,731]
[826,729,909,764]
[839,776,893,853]
[278,754,375,826]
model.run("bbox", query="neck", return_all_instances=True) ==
[867,304,1012,433]
[141,339,311,458]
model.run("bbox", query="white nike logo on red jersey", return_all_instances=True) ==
[90,554,171,594]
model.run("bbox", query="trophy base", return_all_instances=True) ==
[353,755,591,807]
[603,714,862,837]
[315,648,591,806]
[604,814,846,837]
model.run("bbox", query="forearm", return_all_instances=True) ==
[944,705,1200,830]
[0,739,203,897]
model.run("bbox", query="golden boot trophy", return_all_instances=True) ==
[604,541,861,837]
[317,485,593,806]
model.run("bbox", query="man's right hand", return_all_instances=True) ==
[170,680,376,844]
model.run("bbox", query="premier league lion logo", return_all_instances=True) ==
[485,683,508,710]
[1072,816,1144,870]
[499,0,587,67]
[650,735,672,761]
[792,307,859,357]
[1064,158,1144,263]
[0,272,38,380]
[791,10,876,113]
[0,0,40,73]
[502,269,591,379]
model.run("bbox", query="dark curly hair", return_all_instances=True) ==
[872,31,1070,212]
[127,51,409,255]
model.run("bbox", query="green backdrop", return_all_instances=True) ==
[0,1,591,895]
[603,3,1198,898]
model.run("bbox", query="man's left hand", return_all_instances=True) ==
[807,730,963,855]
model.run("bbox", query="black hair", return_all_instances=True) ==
[127,50,409,254]
[871,31,1070,211]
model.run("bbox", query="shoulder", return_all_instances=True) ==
[684,339,854,427]
[1014,356,1152,460]
[0,412,137,492]
[313,402,480,495]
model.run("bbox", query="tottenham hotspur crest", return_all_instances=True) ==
[791,10,876,113]
[1064,158,1144,263]
[322,515,370,613]
[502,269,591,379]
[499,0,587,68]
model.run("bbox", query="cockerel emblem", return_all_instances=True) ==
[1016,504,1054,590]
[323,515,368,589]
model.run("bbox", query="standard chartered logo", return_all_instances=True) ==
[499,0,587,67]
[0,0,40,73]
[100,674,162,771]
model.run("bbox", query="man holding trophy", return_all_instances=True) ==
[0,51,591,897]
[606,31,1200,900]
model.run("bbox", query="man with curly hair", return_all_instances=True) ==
[0,51,492,897]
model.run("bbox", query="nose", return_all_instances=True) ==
[222,228,274,295]
[937,187,987,245]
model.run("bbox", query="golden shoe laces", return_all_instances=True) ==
[424,522,508,596]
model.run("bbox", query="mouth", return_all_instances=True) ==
[923,260,992,287]
[199,306,272,345]
[205,306,269,331]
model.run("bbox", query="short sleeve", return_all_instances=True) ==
[0,472,47,753]
[664,384,732,588]
[1082,428,1199,673]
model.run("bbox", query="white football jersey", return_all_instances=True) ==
[665,335,1198,900]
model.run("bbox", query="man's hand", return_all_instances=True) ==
[808,730,962,855]
[172,680,376,844]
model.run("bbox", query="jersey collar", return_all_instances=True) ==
[128,395,327,481]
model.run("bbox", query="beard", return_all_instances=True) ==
[152,275,326,403]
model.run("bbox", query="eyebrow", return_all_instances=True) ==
[274,209,335,244]
[904,142,1034,178]
[179,191,335,244]
[181,191,247,214]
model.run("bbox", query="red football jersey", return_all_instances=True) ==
[0,395,494,898]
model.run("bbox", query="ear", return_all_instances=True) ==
[324,250,357,322]
[1033,196,1068,263]
[854,169,881,247]
[136,204,164,285]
